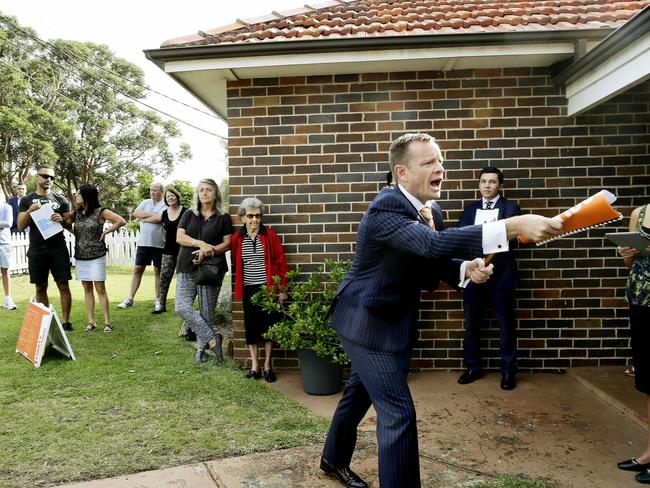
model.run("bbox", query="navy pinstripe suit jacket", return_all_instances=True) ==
[330,186,484,353]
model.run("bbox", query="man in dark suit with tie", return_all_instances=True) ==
[319,133,562,488]
[457,167,521,391]
[8,183,26,234]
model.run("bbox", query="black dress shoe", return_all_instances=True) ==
[458,369,483,385]
[501,372,516,390]
[320,457,368,488]
[619,458,650,471]
[636,470,650,483]
[263,368,276,383]
[245,369,262,379]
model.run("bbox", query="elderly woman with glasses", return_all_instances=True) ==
[175,179,232,364]
[231,197,288,382]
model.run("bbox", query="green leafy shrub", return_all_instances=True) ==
[252,258,351,365]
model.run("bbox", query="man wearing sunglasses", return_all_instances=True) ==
[17,165,74,330]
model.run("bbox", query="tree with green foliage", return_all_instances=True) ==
[0,13,191,205]
[0,16,74,197]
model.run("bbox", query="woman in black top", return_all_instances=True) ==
[152,186,186,314]
[175,179,232,364]
[71,183,126,332]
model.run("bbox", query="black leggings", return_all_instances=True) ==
[159,253,177,308]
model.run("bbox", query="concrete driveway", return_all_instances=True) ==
[60,369,646,488]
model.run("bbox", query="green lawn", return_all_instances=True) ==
[473,476,558,488]
[0,268,328,487]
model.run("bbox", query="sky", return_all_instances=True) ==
[0,0,304,185]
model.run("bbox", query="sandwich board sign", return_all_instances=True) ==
[16,301,76,367]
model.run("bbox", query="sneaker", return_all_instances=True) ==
[62,322,74,331]
[117,298,134,309]
[152,298,163,314]
[3,297,17,310]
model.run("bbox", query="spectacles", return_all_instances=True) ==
[37,174,55,180]
[245,213,261,220]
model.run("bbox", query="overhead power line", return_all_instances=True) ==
[0,15,221,121]
[0,57,223,151]
[0,18,226,139]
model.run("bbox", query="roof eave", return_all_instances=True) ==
[144,28,614,64]
[553,7,650,86]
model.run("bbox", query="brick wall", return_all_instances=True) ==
[226,68,650,371]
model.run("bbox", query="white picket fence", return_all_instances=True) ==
[9,228,140,273]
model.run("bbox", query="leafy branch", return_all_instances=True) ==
[252,259,351,366]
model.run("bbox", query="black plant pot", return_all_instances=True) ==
[298,348,343,395]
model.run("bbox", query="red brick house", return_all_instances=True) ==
[146,0,650,371]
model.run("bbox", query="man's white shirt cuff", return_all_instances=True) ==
[458,261,470,288]
[483,220,508,254]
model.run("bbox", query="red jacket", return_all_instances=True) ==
[231,223,288,300]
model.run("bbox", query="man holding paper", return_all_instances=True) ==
[457,167,521,390]
[17,165,74,331]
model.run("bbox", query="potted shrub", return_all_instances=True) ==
[252,258,351,395]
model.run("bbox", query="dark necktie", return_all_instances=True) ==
[485,201,493,210]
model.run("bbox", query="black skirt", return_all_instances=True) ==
[243,284,282,345]
[630,304,650,394]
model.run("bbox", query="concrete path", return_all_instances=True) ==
[58,369,647,488]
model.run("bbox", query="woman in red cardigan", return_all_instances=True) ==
[231,197,288,382]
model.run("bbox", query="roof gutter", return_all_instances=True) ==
[553,6,650,85]
[144,29,613,67]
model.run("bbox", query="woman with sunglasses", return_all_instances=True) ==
[231,197,288,382]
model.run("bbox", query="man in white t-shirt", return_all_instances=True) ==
[117,182,167,312]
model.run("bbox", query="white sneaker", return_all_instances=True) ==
[117,298,134,309]
[153,298,162,312]
[4,296,17,310]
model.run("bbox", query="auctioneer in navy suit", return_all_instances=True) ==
[322,186,484,488]
[458,196,521,375]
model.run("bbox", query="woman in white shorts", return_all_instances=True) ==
[72,184,126,333]
[0,202,17,310]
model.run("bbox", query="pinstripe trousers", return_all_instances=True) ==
[323,336,420,488]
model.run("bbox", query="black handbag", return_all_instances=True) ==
[194,215,227,286]
[195,256,226,287]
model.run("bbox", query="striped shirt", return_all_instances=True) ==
[242,234,267,285]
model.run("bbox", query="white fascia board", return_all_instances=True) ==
[162,43,574,74]
[566,34,650,116]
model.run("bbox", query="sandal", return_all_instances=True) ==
[103,323,113,333]
[84,323,97,331]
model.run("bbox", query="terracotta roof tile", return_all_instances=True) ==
[161,0,650,48]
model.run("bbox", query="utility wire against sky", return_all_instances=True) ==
[0,16,226,139]
[0,15,220,120]
[0,57,165,141]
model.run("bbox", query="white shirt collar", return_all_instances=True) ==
[397,184,428,212]
[482,194,500,207]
